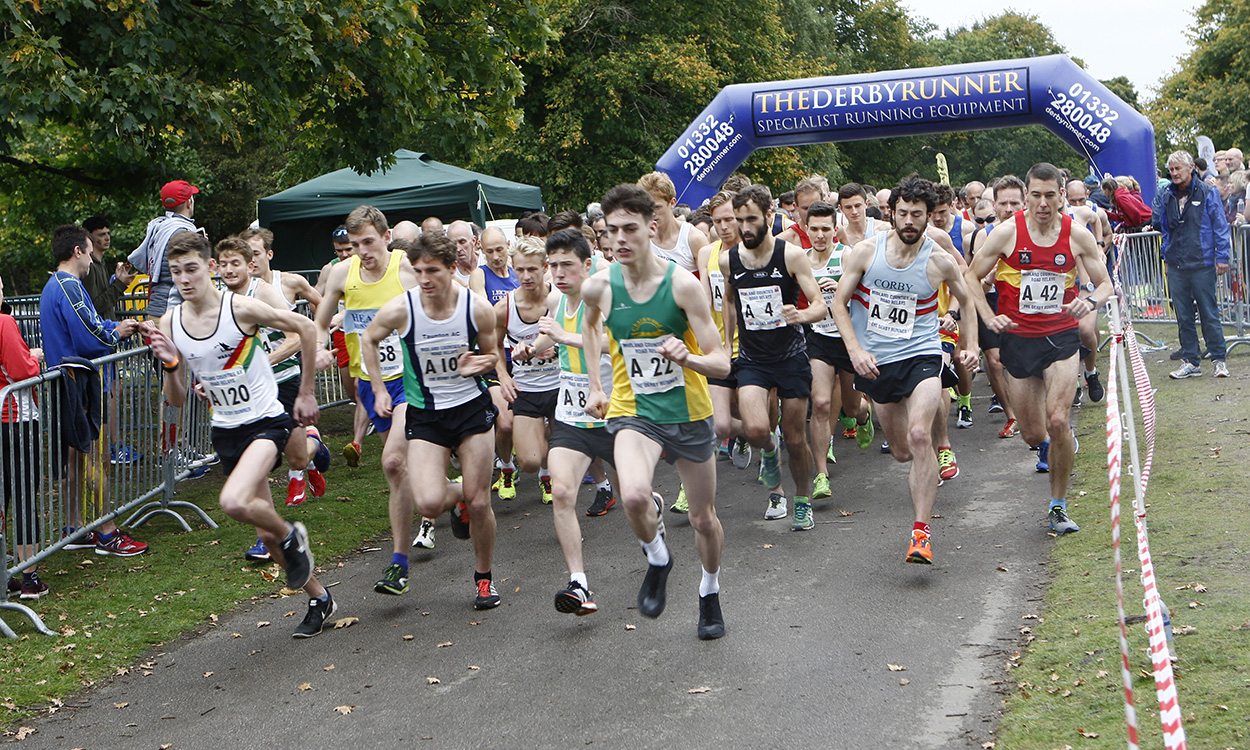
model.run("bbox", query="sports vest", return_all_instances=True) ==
[245,278,299,384]
[850,233,942,365]
[650,222,696,273]
[808,243,849,339]
[729,238,805,362]
[704,240,738,357]
[555,295,613,429]
[399,285,487,410]
[994,212,1078,337]
[505,291,560,392]
[343,250,406,381]
[480,264,519,305]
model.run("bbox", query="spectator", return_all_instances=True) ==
[1151,151,1231,380]
[0,274,47,599]
[40,225,149,556]
[1101,177,1153,230]
[127,180,200,320]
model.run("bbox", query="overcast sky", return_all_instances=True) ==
[900,0,1202,102]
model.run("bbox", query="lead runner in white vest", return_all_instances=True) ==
[145,231,339,639]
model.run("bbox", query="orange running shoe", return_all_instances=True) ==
[906,528,933,565]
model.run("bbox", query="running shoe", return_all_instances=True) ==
[280,522,314,589]
[956,405,973,429]
[110,443,143,465]
[718,438,732,459]
[494,468,517,501]
[539,475,553,505]
[374,563,409,595]
[763,492,788,520]
[310,433,331,473]
[1169,362,1202,379]
[474,578,501,610]
[855,413,876,450]
[285,476,307,507]
[697,593,726,640]
[730,437,752,470]
[637,554,673,618]
[245,538,270,561]
[988,395,1004,414]
[412,519,436,549]
[792,501,814,531]
[19,573,49,600]
[1048,505,1081,535]
[1072,385,1083,408]
[342,440,362,468]
[292,593,337,639]
[880,440,890,454]
[1035,440,1050,473]
[906,529,933,564]
[812,472,831,499]
[95,531,148,557]
[60,527,96,551]
[6,577,18,595]
[937,448,959,481]
[186,464,210,480]
[586,486,616,517]
[1214,360,1230,378]
[307,469,326,498]
[449,501,471,540]
[1085,371,1104,402]
[841,424,857,440]
[668,485,688,514]
[554,580,598,616]
[759,449,782,489]
[998,418,1018,439]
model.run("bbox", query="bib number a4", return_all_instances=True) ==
[708,270,726,312]
[866,288,917,340]
[620,337,681,395]
[739,285,784,330]
[1019,269,1064,314]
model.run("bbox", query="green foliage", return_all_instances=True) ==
[1150,2,1250,159]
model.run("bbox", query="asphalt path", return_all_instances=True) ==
[16,398,1063,750]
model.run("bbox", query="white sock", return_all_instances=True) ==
[501,460,515,471]
[539,468,550,480]
[641,533,670,566]
[700,568,720,597]
[289,469,304,481]
[570,571,588,589]
[596,480,611,492]
[1085,368,1098,377]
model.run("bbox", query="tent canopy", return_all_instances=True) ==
[257,149,543,270]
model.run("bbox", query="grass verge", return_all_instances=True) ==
[995,341,1250,749]
[1,408,393,725]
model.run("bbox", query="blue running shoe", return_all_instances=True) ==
[1035,440,1050,473]
[245,538,270,561]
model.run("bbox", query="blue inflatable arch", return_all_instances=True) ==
[657,55,1157,208]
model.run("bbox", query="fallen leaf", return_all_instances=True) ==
[1076,727,1099,739]
[437,641,453,648]
[298,682,312,692]
[624,624,636,631]
[323,664,335,671]
[899,678,910,686]
[1050,673,1060,682]
[14,727,35,740]
[209,613,219,623]
[761,543,774,549]
[1217,705,1229,711]
[1175,625,1197,636]
[333,617,359,630]
[334,705,354,715]
[279,588,301,597]
[981,743,995,750]
[1095,670,1109,679]
[283,611,296,618]
[1187,601,1201,609]
[995,565,1009,572]
[686,686,711,694]
[887,664,907,672]
[838,509,853,517]
[231,633,242,639]
[114,702,129,709]
[256,621,271,628]
[336,495,351,502]
[402,635,415,641]
[161,745,173,749]
[468,665,480,671]
[202,672,213,678]
[426,677,440,685]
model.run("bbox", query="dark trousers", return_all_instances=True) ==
[1167,265,1227,365]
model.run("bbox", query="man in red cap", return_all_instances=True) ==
[128,179,201,320]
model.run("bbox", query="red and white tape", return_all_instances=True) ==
[1106,261,1187,749]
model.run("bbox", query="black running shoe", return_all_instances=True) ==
[293,593,337,639]
[280,522,314,590]
[697,593,726,640]
[1085,370,1105,403]
[474,578,501,610]
[586,486,616,517]
[554,580,598,616]
[637,554,673,619]
[449,501,471,540]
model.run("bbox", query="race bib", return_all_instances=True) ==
[345,308,403,377]
[810,271,840,337]
[866,288,917,340]
[510,335,560,379]
[620,337,681,395]
[556,371,599,425]
[739,285,784,330]
[1019,269,1064,315]
[708,270,726,312]
[413,338,465,385]
[201,367,258,421]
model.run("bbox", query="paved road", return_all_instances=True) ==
[17,403,1061,750]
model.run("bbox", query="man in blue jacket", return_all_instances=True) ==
[40,224,150,557]
[1152,150,1231,379]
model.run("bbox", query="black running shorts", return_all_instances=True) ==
[406,392,498,448]
[999,328,1081,381]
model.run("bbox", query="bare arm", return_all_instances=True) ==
[287,273,322,313]
[580,273,611,418]
[460,296,499,376]
[964,222,1016,330]
[314,261,334,295]
[718,251,737,354]
[313,262,349,350]
[145,314,186,408]
[234,295,321,425]
[932,253,979,367]
[1064,227,1113,319]
[252,281,303,365]
[469,268,487,298]
[669,270,730,379]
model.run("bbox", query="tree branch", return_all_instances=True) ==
[0,154,112,189]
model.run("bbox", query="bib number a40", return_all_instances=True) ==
[866,288,917,340]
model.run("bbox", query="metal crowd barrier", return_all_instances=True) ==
[1,293,351,637]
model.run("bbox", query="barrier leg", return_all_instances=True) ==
[1,538,57,638]
[124,403,218,531]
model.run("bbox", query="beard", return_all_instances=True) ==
[897,226,923,245]
[742,230,766,250]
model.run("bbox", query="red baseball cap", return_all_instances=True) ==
[160,180,200,208]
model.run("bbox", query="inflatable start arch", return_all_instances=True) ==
[657,55,1157,207]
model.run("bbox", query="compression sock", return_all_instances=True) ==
[570,571,588,589]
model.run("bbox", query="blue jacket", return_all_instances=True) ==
[39,271,123,368]
[1152,170,1230,268]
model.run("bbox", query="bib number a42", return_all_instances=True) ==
[1019,270,1064,314]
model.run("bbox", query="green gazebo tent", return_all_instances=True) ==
[257,149,544,270]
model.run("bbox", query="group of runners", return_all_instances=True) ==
[143,160,1113,641]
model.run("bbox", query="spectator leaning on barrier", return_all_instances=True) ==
[0,274,49,599]
[128,180,200,320]
[40,225,149,557]
[1152,151,1232,380]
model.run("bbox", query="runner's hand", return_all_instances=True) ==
[372,386,393,418]
[1063,298,1093,320]
[957,349,978,371]
[850,347,879,379]
[537,315,565,344]
[781,304,802,325]
[658,336,690,366]
[142,322,178,363]
[314,349,333,371]
[497,371,518,402]
[294,393,319,426]
[818,277,837,294]
[988,314,1017,334]
[940,313,958,333]
[585,387,608,419]
[457,351,495,378]
[511,343,534,362]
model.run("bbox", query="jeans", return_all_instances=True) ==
[1167,265,1227,365]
